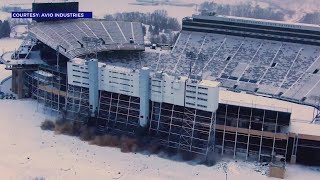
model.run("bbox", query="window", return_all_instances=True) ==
[198,105,207,108]
[198,98,207,101]
[198,87,208,90]
[313,69,319,74]
[187,85,196,88]
[120,83,130,86]
[186,90,196,94]
[186,96,195,99]
[186,102,195,106]
[152,90,161,93]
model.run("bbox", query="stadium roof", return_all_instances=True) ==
[192,14,320,32]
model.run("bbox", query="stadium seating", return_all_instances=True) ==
[29,19,319,106]
[29,19,145,59]
[149,31,320,105]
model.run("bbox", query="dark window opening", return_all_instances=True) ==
[271,62,277,67]
[313,69,319,74]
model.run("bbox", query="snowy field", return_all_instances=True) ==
[0,38,23,54]
[0,11,10,20]
[0,99,320,180]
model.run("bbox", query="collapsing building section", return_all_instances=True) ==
[3,12,320,167]
[21,57,292,160]
[148,73,219,155]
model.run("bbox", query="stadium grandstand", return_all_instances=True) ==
[29,19,145,59]
[1,1,320,167]
[171,14,320,107]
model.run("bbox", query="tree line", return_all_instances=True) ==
[104,10,181,45]
[299,12,320,24]
[199,2,286,21]
[0,20,10,38]
[104,10,181,32]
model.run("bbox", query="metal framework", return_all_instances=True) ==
[23,65,66,114]
[97,91,140,134]
[22,69,320,165]
[215,103,290,162]
[149,101,216,155]
[65,85,90,121]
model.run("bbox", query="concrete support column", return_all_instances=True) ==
[139,67,151,127]
[88,59,99,117]
[12,69,24,98]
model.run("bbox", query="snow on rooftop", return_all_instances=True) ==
[71,58,86,65]
[35,70,54,78]
[220,90,315,122]
[290,122,320,138]
[199,79,220,88]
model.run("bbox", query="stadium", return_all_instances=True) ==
[1,2,320,169]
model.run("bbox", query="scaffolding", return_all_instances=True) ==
[97,91,140,134]
[22,66,320,165]
[23,65,67,114]
[65,85,90,121]
[149,101,216,155]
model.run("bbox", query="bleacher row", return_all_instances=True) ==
[153,31,320,105]
[29,20,144,59]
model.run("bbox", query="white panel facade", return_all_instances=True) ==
[150,72,220,112]
[67,58,90,88]
[99,65,140,97]
[150,72,186,106]
[68,58,220,114]
[68,58,141,97]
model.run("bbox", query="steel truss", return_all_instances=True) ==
[215,103,290,162]
[97,91,140,134]
[65,85,90,121]
[149,101,216,155]
[23,66,66,114]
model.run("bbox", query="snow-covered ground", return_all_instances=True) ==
[10,25,28,38]
[0,11,10,20]
[0,99,319,180]
[0,37,23,54]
